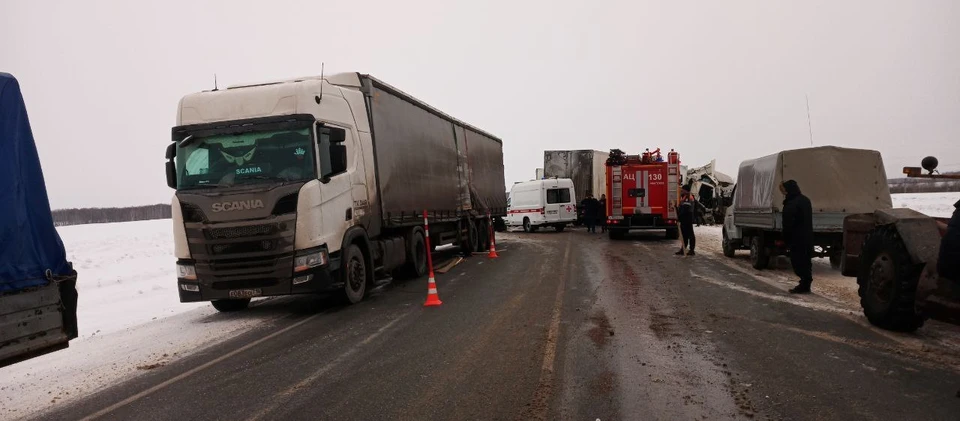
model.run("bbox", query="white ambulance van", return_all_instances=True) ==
[507,178,577,232]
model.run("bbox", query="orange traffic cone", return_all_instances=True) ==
[487,212,499,258]
[423,210,442,307]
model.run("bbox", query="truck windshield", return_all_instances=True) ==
[176,127,315,189]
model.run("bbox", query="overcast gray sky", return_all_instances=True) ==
[3,0,958,209]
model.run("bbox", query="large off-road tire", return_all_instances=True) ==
[523,218,532,233]
[857,226,925,332]
[340,244,368,304]
[722,230,736,258]
[211,298,250,312]
[750,237,770,270]
[666,227,679,240]
[395,229,427,279]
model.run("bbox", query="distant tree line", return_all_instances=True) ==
[888,171,960,193]
[53,204,171,226]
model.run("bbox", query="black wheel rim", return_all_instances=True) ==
[869,253,895,304]
[349,256,365,292]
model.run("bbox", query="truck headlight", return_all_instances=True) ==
[294,249,328,272]
[176,263,197,280]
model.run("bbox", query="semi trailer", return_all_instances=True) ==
[166,73,506,311]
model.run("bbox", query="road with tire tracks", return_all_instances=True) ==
[29,228,960,421]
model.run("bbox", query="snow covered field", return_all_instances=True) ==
[891,192,960,218]
[0,219,287,420]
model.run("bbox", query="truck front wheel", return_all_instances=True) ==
[722,230,736,258]
[750,237,769,269]
[211,298,250,312]
[341,244,368,304]
[857,226,925,332]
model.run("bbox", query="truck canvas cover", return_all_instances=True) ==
[0,73,70,292]
[734,146,892,213]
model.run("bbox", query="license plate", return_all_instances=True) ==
[228,289,262,298]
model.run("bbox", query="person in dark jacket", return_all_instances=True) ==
[676,186,696,255]
[938,199,960,282]
[598,194,608,233]
[781,180,814,293]
[581,192,600,234]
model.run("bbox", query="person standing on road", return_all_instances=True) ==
[581,192,600,234]
[598,194,608,233]
[676,186,696,256]
[781,180,814,293]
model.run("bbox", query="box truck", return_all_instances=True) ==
[165,73,507,310]
[543,150,608,224]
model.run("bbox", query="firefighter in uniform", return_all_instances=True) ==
[676,186,696,256]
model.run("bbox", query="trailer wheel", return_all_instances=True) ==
[461,220,477,256]
[476,219,490,252]
[750,237,769,269]
[857,226,925,332]
[722,230,736,258]
[340,244,368,304]
[395,229,427,279]
[523,218,532,233]
[211,298,250,312]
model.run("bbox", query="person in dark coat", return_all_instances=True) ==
[675,186,696,255]
[581,192,600,233]
[781,180,814,293]
[598,194,608,233]
[938,199,960,281]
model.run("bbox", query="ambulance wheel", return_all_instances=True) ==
[555,224,565,232]
[523,218,532,233]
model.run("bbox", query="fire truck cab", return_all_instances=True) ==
[605,148,683,240]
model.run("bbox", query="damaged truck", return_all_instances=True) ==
[166,73,506,311]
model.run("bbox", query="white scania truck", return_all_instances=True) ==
[165,73,507,311]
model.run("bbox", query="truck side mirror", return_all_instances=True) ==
[166,161,177,189]
[165,143,177,189]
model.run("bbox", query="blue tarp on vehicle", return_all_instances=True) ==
[0,73,70,292]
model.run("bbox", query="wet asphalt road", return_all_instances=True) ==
[36,229,960,421]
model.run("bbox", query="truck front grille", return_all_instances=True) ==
[184,215,296,284]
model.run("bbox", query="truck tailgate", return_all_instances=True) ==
[0,282,70,368]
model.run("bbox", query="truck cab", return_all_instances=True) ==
[166,75,382,310]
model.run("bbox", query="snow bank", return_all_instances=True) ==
[892,192,960,218]
[0,219,283,420]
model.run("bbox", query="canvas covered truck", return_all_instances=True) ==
[1,73,79,368]
[840,156,960,332]
[605,148,684,240]
[165,73,506,311]
[543,150,608,224]
[722,146,892,270]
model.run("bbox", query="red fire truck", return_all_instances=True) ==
[605,148,683,240]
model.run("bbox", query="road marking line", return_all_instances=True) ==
[520,237,571,421]
[246,313,410,421]
[78,311,327,421]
